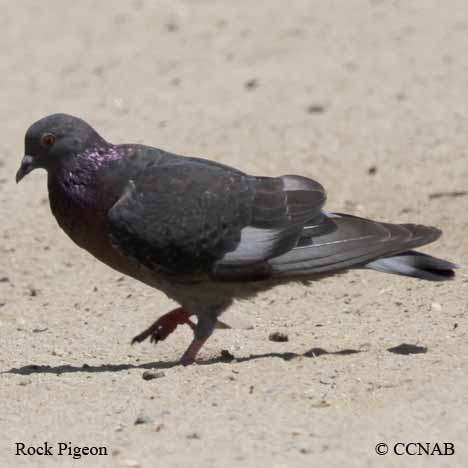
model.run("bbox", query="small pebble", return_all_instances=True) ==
[220,349,235,362]
[269,331,289,342]
[311,400,331,408]
[306,104,326,114]
[154,423,164,432]
[134,415,153,425]
[165,22,179,32]
[142,370,165,381]
[244,79,258,90]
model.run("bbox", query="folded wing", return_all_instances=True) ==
[107,160,326,277]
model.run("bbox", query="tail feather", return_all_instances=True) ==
[268,213,456,281]
[365,251,457,281]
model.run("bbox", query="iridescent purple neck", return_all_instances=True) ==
[49,143,125,210]
[83,144,123,169]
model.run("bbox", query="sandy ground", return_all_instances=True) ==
[1,1,468,467]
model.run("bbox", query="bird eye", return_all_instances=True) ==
[40,133,56,147]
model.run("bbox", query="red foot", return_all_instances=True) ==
[132,307,195,345]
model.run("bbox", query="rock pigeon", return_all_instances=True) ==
[16,114,457,365]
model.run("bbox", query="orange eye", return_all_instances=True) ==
[40,133,56,147]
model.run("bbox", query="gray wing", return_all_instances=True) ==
[107,160,326,277]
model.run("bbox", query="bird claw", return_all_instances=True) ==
[131,307,194,345]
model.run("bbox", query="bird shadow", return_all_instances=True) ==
[2,347,361,376]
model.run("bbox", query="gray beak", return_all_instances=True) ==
[16,155,35,183]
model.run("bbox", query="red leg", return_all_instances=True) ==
[133,306,220,365]
[179,338,209,366]
[178,313,218,365]
[131,307,196,345]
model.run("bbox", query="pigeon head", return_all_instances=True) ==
[16,113,106,183]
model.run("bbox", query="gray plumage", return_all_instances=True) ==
[16,114,457,364]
